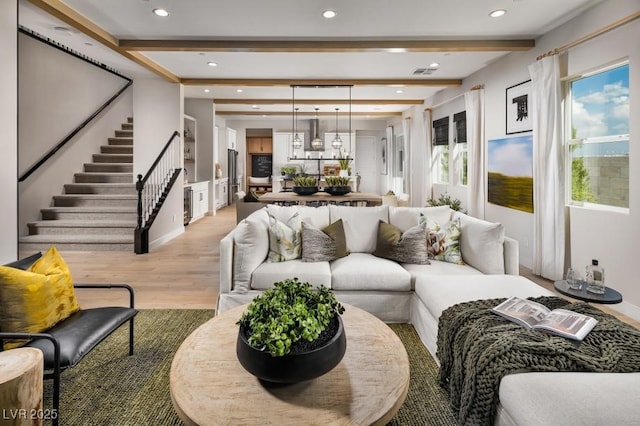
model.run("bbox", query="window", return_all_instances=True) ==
[432,117,449,183]
[454,111,468,186]
[566,63,629,209]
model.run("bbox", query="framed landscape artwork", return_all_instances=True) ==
[505,80,532,134]
[488,135,534,213]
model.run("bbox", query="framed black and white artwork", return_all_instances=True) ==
[505,80,532,134]
[381,137,388,175]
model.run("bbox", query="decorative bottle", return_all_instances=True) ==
[585,259,605,294]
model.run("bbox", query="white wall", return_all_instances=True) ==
[133,79,184,248]
[18,32,133,235]
[422,1,640,311]
[0,0,18,262]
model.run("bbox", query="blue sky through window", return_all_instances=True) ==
[571,64,629,139]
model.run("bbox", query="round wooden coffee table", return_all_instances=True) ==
[170,304,409,425]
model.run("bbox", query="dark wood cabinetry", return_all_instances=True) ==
[246,137,273,193]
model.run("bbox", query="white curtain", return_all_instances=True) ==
[402,117,412,201]
[464,89,485,219]
[529,56,565,280]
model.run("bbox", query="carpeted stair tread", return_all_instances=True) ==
[107,137,133,145]
[41,206,137,213]
[19,234,134,243]
[28,220,137,228]
[92,153,133,163]
[74,172,133,183]
[64,183,136,195]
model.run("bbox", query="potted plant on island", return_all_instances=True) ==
[236,278,346,383]
[292,176,318,195]
[324,176,351,195]
[280,166,298,180]
[337,153,352,177]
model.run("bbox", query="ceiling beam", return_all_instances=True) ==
[183,78,462,87]
[213,99,424,105]
[120,39,535,53]
[215,111,401,117]
[27,0,180,83]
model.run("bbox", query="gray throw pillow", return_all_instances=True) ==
[373,220,430,265]
[301,219,349,262]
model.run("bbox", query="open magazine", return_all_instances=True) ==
[491,296,598,341]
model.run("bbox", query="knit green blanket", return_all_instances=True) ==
[437,296,640,426]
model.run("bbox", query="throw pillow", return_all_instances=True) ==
[0,246,80,349]
[373,220,430,265]
[267,212,302,262]
[301,219,349,262]
[420,214,464,265]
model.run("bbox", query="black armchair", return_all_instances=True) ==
[0,253,138,426]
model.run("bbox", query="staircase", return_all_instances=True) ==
[20,118,137,252]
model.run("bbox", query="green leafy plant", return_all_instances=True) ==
[293,176,317,187]
[426,192,464,212]
[237,278,345,357]
[298,163,308,176]
[280,166,297,176]
[325,176,350,186]
[337,149,352,170]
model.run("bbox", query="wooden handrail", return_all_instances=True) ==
[18,80,133,182]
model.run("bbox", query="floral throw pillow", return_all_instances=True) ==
[267,212,302,262]
[420,214,464,265]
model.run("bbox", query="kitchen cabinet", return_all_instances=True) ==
[185,180,209,223]
[247,137,272,153]
[215,178,229,210]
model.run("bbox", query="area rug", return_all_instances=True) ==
[43,310,457,425]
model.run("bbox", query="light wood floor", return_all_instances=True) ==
[50,204,639,328]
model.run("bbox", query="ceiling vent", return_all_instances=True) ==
[412,67,438,75]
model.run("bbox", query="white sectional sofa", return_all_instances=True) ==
[218,204,640,425]
[218,204,519,321]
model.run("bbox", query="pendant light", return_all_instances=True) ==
[292,107,302,150]
[311,107,323,150]
[331,107,343,149]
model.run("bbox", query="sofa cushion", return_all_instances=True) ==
[267,211,302,262]
[0,247,80,349]
[403,261,482,290]
[373,221,430,265]
[250,260,332,290]
[267,204,330,229]
[453,212,505,274]
[233,215,269,292]
[301,219,349,262]
[329,205,389,253]
[389,206,452,231]
[414,274,553,322]
[498,372,640,426]
[331,253,411,291]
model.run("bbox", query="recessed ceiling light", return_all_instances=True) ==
[489,9,506,18]
[322,10,337,19]
[204,89,210,93]
[387,48,407,53]
[153,8,169,17]
[396,89,404,94]
[236,89,243,93]
[53,26,73,35]
[429,62,440,68]
[252,105,259,109]
[207,61,218,67]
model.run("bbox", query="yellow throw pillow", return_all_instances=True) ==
[0,247,80,349]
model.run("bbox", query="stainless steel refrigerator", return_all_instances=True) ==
[227,149,239,204]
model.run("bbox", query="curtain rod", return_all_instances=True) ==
[537,10,640,60]
[424,84,483,112]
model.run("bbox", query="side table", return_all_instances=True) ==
[554,280,622,304]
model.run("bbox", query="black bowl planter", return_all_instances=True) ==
[237,315,347,383]
[324,186,351,196]
[292,186,318,196]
